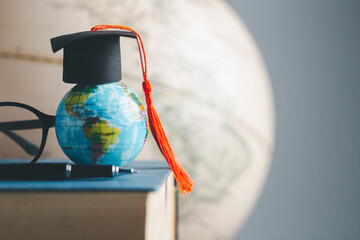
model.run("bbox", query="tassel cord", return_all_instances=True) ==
[91,25,194,194]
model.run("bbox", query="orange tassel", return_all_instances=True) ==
[91,25,194,194]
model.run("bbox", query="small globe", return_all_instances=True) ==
[55,82,148,166]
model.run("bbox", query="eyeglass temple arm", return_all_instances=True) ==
[1,130,39,155]
[0,120,42,130]
[0,117,55,156]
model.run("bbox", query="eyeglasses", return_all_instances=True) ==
[0,102,55,163]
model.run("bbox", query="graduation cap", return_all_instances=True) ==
[50,30,137,85]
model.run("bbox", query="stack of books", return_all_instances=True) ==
[0,160,176,240]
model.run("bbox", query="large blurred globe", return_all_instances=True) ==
[55,82,148,166]
[0,0,274,239]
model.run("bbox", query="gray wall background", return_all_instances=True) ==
[226,1,360,239]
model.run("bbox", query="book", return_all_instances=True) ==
[0,160,176,240]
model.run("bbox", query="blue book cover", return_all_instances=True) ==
[0,159,171,192]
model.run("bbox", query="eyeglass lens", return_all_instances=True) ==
[0,106,43,160]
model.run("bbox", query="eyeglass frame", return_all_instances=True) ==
[0,102,55,164]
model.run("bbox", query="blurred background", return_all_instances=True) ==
[0,1,274,239]
[230,0,360,239]
[1,0,359,240]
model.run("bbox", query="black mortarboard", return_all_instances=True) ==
[51,31,137,85]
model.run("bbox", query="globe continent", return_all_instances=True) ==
[55,82,148,166]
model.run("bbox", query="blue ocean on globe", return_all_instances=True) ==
[55,81,148,167]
